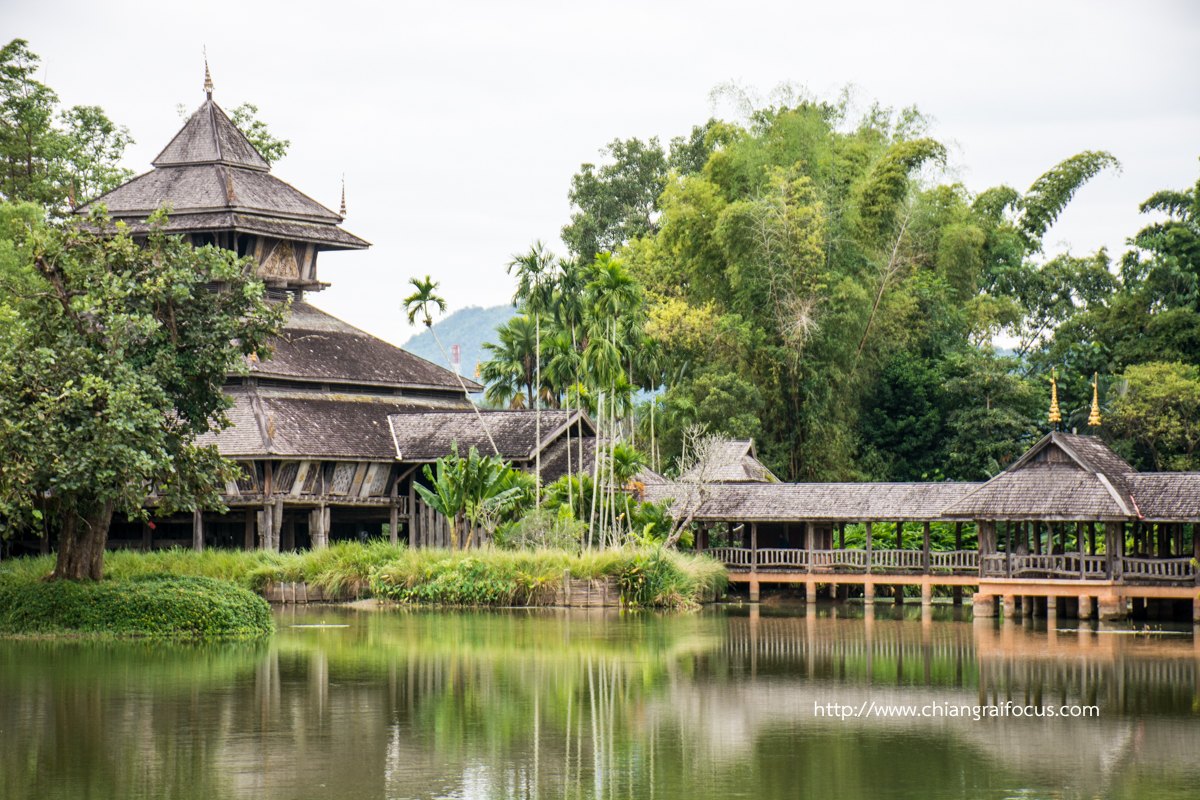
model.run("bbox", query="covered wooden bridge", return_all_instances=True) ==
[649,433,1200,621]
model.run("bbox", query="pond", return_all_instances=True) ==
[2,603,1198,799]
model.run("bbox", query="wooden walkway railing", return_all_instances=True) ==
[710,547,1197,583]
[978,552,1196,582]
[709,548,979,574]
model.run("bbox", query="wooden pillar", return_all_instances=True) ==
[952,521,963,605]
[865,521,873,572]
[273,498,284,552]
[389,502,399,547]
[1158,522,1170,558]
[805,521,814,573]
[896,520,904,549]
[751,522,758,570]
[142,522,152,552]
[192,509,204,553]
[408,480,418,548]
[244,510,254,551]
[838,521,845,550]
[922,522,931,574]
[1105,521,1123,579]
[1088,521,1096,555]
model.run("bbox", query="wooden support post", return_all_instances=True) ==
[865,521,873,573]
[952,522,964,605]
[142,522,152,552]
[244,510,254,551]
[805,521,814,573]
[272,499,284,552]
[750,522,758,569]
[1088,521,1096,555]
[921,581,932,607]
[192,509,204,553]
[896,520,904,549]
[408,480,418,548]
[806,578,816,603]
[894,584,904,605]
[838,521,845,550]
[922,522,931,574]
[389,501,399,547]
[863,580,875,604]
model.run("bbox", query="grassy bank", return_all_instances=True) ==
[0,575,274,638]
[0,543,728,609]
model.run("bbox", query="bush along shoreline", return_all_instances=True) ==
[0,543,728,613]
[0,575,274,638]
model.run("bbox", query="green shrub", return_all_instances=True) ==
[0,575,274,638]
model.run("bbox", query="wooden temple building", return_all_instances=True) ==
[53,72,596,553]
[647,432,1200,621]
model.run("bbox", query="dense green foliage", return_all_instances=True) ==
[481,84,1200,484]
[0,39,134,216]
[0,574,273,637]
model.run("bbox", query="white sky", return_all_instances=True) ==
[6,0,1200,348]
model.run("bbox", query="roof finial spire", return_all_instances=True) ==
[1048,368,1062,428]
[203,46,214,100]
[339,175,346,217]
[1088,372,1102,428]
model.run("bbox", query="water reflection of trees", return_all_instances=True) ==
[1,609,1199,799]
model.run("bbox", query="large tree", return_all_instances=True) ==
[0,207,285,579]
[0,39,134,215]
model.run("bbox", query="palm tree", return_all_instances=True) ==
[479,315,539,409]
[508,242,559,503]
[403,275,499,456]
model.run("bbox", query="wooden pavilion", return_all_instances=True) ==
[647,433,1200,620]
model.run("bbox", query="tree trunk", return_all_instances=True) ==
[49,501,115,581]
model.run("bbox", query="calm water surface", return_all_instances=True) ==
[2,603,1198,800]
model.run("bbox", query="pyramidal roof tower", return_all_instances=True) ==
[77,63,368,294]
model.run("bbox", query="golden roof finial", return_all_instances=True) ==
[203,47,214,99]
[339,175,346,217]
[1048,368,1062,427]
[1088,372,1102,427]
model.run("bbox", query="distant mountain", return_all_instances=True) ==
[401,304,517,380]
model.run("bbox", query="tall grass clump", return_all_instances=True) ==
[370,546,726,608]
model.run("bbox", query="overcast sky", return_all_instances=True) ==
[7,0,1200,348]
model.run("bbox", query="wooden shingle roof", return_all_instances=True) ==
[386,409,596,463]
[152,99,270,171]
[944,433,1138,520]
[257,302,481,391]
[76,99,368,251]
[681,439,778,483]
[644,481,982,522]
[1127,473,1200,521]
[199,391,464,461]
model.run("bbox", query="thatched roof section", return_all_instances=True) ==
[386,409,596,464]
[643,481,981,523]
[76,98,367,251]
[257,302,480,391]
[681,439,778,483]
